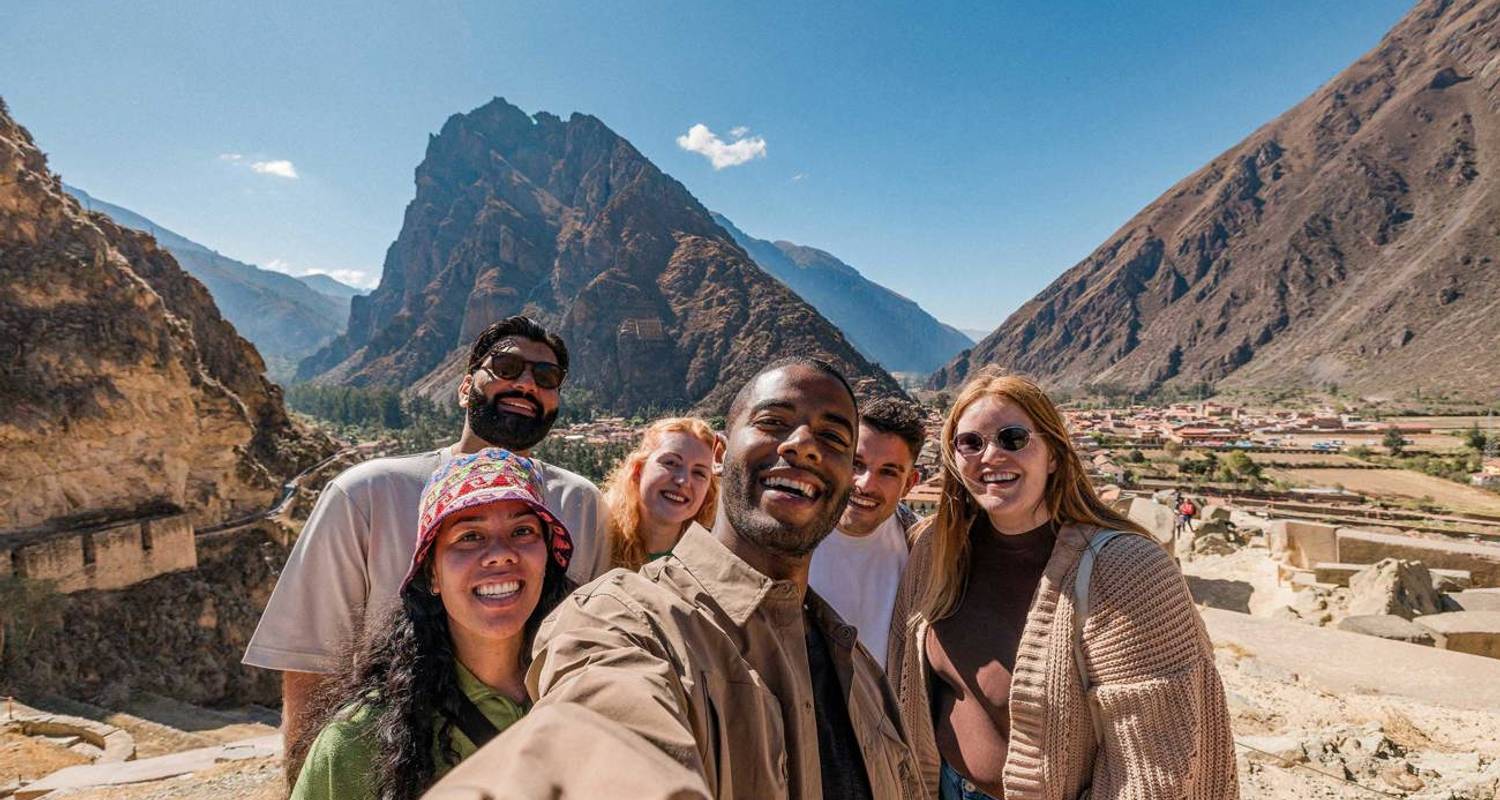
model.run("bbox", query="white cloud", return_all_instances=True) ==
[730,126,750,138]
[250,159,299,179]
[265,258,292,272]
[218,153,244,162]
[675,123,767,170]
[791,173,807,182]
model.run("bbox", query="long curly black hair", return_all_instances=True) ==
[293,538,574,800]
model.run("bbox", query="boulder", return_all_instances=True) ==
[1201,504,1232,522]
[1336,614,1436,646]
[1195,518,1231,537]
[1126,497,1177,553]
[1267,520,1339,569]
[1412,611,1500,659]
[1192,533,1236,556]
[1347,559,1441,620]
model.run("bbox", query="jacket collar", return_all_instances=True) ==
[669,522,792,627]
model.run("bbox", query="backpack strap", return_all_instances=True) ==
[442,692,502,751]
[1072,530,1127,746]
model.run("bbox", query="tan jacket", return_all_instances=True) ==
[430,523,925,800]
[887,519,1238,800]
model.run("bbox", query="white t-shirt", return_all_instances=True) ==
[808,513,910,673]
[243,447,607,673]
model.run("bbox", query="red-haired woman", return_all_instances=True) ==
[888,367,1236,800]
[602,417,720,571]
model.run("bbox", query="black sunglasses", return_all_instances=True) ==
[953,426,1032,457]
[477,352,567,390]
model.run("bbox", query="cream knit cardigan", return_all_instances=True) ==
[886,519,1238,799]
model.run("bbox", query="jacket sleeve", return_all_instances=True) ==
[430,574,712,798]
[1082,535,1239,800]
[425,704,710,800]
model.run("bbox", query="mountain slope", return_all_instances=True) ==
[298,98,903,412]
[935,0,1500,400]
[65,186,347,381]
[0,99,330,530]
[711,213,973,374]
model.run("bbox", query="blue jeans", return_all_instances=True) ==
[940,761,1000,800]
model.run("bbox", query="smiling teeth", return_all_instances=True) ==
[981,471,1019,484]
[662,491,689,503]
[475,581,521,597]
[762,476,818,498]
[849,495,879,509]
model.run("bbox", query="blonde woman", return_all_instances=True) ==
[603,417,720,571]
[887,367,1236,800]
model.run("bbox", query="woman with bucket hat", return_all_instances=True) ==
[290,448,576,800]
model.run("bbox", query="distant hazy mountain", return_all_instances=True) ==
[297,272,368,302]
[960,328,989,344]
[711,213,973,374]
[64,186,346,381]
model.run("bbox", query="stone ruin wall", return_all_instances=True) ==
[4,513,196,593]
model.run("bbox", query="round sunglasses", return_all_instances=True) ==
[477,351,567,390]
[952,426,1032,458]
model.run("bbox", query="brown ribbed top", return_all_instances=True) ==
[926,518,1055,796]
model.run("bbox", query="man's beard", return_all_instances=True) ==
[721,457,850,558]
[466,385,558,452]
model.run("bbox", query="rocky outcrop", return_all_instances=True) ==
[937,0,1500,399]
[0,98,330,531]
[2,526,290,707]
[297,98,903,412]
[711,213,973,374]
[65,186,348,383]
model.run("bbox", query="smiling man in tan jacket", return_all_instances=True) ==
[427,357,925,800]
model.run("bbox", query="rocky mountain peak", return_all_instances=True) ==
[300,98,901,411]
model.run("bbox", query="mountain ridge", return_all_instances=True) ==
[1,99,330,530]
[64,185,347,381]
[935,0,1500,401]
[710,212,973,374]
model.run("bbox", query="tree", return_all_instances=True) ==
[1383,427,1407,456]
[1465,423,1489,452]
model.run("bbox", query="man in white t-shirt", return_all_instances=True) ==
[809,397,925,673]
[243,315,610,780]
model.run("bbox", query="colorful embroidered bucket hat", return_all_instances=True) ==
[402,448,573,590]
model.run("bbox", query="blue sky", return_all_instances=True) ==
[3,0,1412,331]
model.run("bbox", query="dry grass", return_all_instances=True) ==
[1267,467,1500,514]
[0,729,91,783]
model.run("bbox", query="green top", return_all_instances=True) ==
[290,661,528,800]
[647,549,674,562]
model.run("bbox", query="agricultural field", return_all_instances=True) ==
[1266,467,1500,514]
[1272,432,1468,453]
[1245,452,1367,466]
